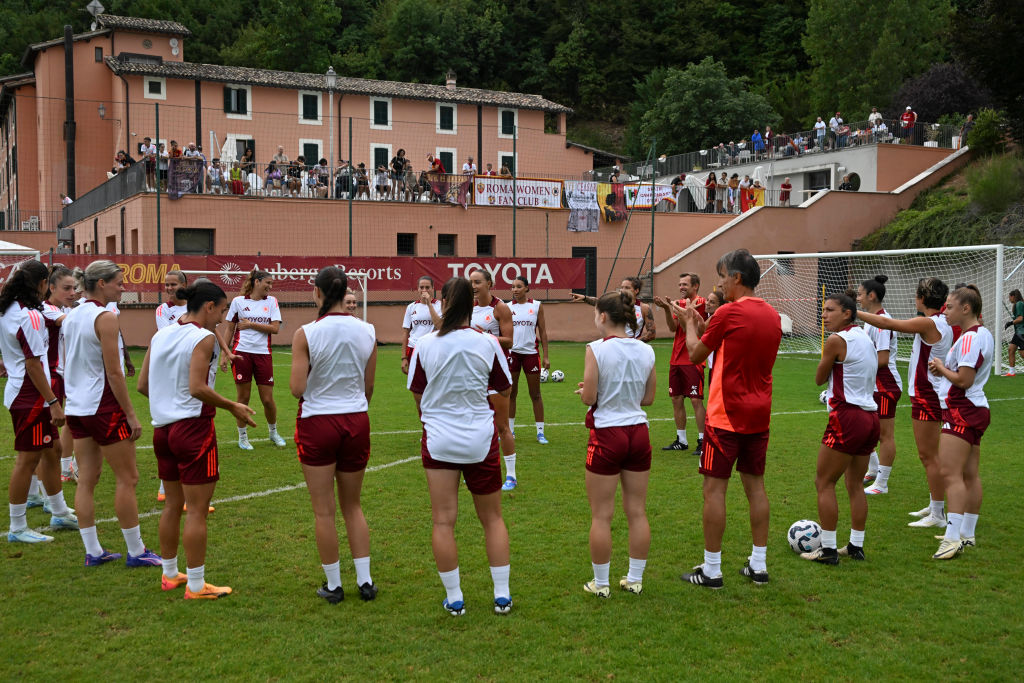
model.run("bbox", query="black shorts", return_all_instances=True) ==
[1011,333,1024,348]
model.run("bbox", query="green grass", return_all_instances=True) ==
[2,343,1023,679]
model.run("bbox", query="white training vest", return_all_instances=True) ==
[938,325,993,410]
[825,325,878,411]
[632,304,644,339]
[299,313,376,417]
[508,299,540,354]
[402,299,441,348]
[586,336,655,428]
[907,313,952,401]
[155,301,188,331]
[148,322,217,427]
[471,296,501,337]
[63,300,118,416]
[863,309,902,392]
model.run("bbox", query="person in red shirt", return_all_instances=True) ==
[653,273,707,455]
[900,106,917,143]
[671,249,782,589]
[779,177,792,207]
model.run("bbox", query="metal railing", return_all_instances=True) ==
[0,209,63,233]
[63,162,147,225]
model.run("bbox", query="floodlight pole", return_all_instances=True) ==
[348,117,353,257]
[650,139,656,293]
[512,125,517,257]
[155,102,161,255]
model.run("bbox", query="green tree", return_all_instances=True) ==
[636,58,779,155]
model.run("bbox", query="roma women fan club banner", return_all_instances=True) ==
[47,255,586,292]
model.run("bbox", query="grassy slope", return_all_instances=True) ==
[1,343,1023,680]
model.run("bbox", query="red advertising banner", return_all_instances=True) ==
[46,255,585,292]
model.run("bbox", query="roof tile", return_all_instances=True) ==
[96,14,192,37]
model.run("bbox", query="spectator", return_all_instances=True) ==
[716,143,728,167]
[875,119,890,142]
[390,149,407,200]
[752,129,766,160]
[354,163,370,199]
[500,164,512,177]
[335,159,351,199]
[727,141,739,165]
[314,158,330,194]
[287,155,306,197]
[828,112,843,149]
[60,193,73,206]
[158,142,169,190]
[183,142,202,159]
[764,126,774,158]
[374,165,390,199]
[739,175,752,212]
[462,156,477,175]
[608,166,620,183]
[671,174,684,205]
[403,163,417,201]
[427,154,446,174]
[728,173,740,213]
[207,158,224,195]
[141,136,157,191]
[228,161,249,195]
[780,177,792,207]
[704,172,716,213]
[716,172,728,213]
[169,140,183,159]
[273,146,290,168]
[265,160,284,196]
[412,169,429,202]
[306,167,324,198]
[239,147,255,174]
[814,117,827,150]
[838,174,855,191]
[868,107,883,126]
[959,114,975,148]
[900,106,918,144]
[483,163,497,176]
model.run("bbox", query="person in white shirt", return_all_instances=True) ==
[829,111,843,149]
[868,107,883,126]
[801,293,879,565]
[1,260,74,544]
[221,269,285,450]
[64,260,159,567]
[290,267,378,603]
[155,270,188,332]
[141,136,157,191]
[928,285,992,560]
[137,281,255,599]
[462,157,477,175]
[576,292,656,597]
[507,276,550,450]
[408,276,513,616]
[343,291,359,315]
[814,116,827,149]
[400,276,442,375]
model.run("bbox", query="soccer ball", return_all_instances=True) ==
[539,368,549,383]
[818,389,828,406]
[551,369,565,383]
[788,520,822,553]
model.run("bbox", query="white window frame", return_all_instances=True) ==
[299,138,323,164]
[297,90,322,126]
[224,133,253,164]
[436,102,457,135]
[370,143,393,174]
[143,76,166,101]
[225,84,252,121]
[435,146,457,175]
[497,108,518,139]
[370,97,392,131]
[498,151,517,174]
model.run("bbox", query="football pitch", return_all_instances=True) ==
[2,342,1023,680]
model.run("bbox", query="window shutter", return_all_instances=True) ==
[223,86,232,112]
[239,88,247,115]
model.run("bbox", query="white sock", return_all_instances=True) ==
[186,565,205,593]
[868,451,879,475]
[162,555,179,579]
[850,529,865,547]
[490,564,511,599]
[749,545,767,572]
[536,421,544,434]
[322,560,341,590]
[508,418,515,433]
[159,481,165,496]
[821,529,837,549]
[61,456,73,470]
[28,476,40,497]
[121,525,145,556]
[676,429,688,444]
[627,557,647,583]
[238,426,248,440]
[592,561,610,587]
[875,465,892,489]
[353,556,371,586]
[80,526,103,556]
[944,513,964,542]
[439,567,463,604]
[504,453,517,480]
[698,431,704,441]
[47,492,70,516]
[961,513,979,537]
[9,503,27,532]
[268,423,278,435]
[702,550,722,578]
[930,499,945,520]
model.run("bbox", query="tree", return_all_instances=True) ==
[636,58,779,155]
[889,62,992,122]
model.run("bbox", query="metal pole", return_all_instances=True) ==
[63,26,76,200]
[650,139,656,292]
[995,243,1005,376]
[155,102,161,255]
[329,90,334,200]
[512,125,517,257]
[348,117,353,257]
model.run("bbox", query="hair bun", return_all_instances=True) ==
[875,275,888,284]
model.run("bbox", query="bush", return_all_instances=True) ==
[967,153,1024,214]
[967,108,1007,156]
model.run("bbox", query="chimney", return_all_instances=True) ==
[445,70,456,90]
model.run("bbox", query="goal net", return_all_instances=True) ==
[753,245,1024,374]
[0,246,41,288]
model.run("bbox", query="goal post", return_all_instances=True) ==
[0,245,42,288]
[753,245,1024,375]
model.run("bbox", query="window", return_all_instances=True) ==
[299,139,322,166]
[105,235,116,254]
[226,135,254,164]
[499,152,516,175]
[498,108,517,138]
[224,85,251,119]
[438,234,456,257]
[436,147,455,176]
[572,247,597,297]
[807,169,830,190]
[397,233,416,256]
[298,90,321,124]
[370,97,391,130]
[372,145,391,172]
[476,235,495,257]
[174,228,215,255]
[94,47,103,62]
[143,76,166,101]
[436,103,456,134]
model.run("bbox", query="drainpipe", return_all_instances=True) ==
[63,25,76,198]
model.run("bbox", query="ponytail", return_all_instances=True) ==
[176,281,227,313]
[0,259,48,314]
[861,274,888,303]
[596,291,636,334]
[439,277,473,336]
[314,266,348,318]
[241,268,270,297]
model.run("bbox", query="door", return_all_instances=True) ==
[572,246,597,297]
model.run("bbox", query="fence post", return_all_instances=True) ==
[995,243,1005,376]
[348,117,353,257]
[512,125,517,257]
[155,102,161,255]
[650,139,656,294]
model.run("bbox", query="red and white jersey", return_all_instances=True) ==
[148,321,218,427]
[41,302,68,375]
[1,302,50,410]
[632,304,644,339]
[825,325,878,411]
[939,325,993,410]
[908,313,952,402]
[155,301,188,331]
[402,299,441,349]
[62,300,120,416]
[228,295,281,354]
[471,296,501,337]
[408,327,512,464]
[670,296,706,365]
[863,309,902,393]
[585,336,656,429]
[508,299,540,354]
[299,313,376,418]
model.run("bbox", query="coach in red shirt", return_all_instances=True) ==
[654,273,707,455]
[672,249,782,589]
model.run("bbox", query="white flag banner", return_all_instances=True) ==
[623,183,677,209]
[564,181,600,232]
[473,177,563,209]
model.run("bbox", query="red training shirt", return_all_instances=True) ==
[670,296,707,366]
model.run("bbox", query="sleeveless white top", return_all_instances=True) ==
[63,300,119,416]
[148,322,217,426]
[155,301,188,331]
[632,303,644,339]
[825,325,878,411]
[862,308,902,392]
[908,313,952,403]
[586,336,655,428]
[299,313,377,417]
[508,299,540,354]
[938,325,993,410]
[471,295,501,337]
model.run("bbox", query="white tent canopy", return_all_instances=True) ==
[0,239,40,257]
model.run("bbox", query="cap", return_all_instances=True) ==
[906,106,912,110]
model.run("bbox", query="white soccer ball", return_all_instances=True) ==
[788,520,823,553]
[539,368,549,383]
[551,369,565,383]
[819,389,828,406]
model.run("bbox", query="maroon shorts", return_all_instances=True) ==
[509,352,541,375]
[668,364,704,399]
[941,406,990,447]
[911,395,941,422]
[51,374,65,405]
[154,416,219,485]
[9,404,58,452]
[421,429,502,495]
[67,408,131,446]
[295,412,371,471]
[586,424,652,475]
[232,350,274,386]
[699,425,769,479]
[822,405,880,456]
[874,390,901,420]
